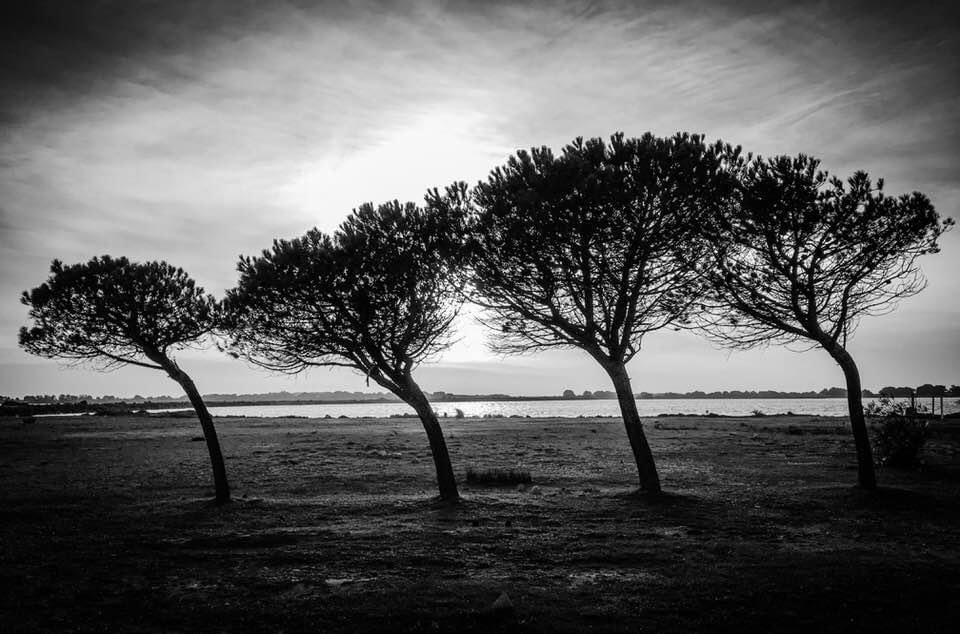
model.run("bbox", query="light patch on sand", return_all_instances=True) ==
[569,569,666,589]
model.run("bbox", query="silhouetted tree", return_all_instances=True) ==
[224,201,465,502]
[19,256,230,503]
[697,154,953,490]
[879,386,915,398]
[818,387,847,398]
[434,132,737,494]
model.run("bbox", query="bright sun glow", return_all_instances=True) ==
[279,109,507,233]
[278,109,508,364]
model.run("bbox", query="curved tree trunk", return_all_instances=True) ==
[159,358,231,504]
[605,362,662,494]
[402,377,460,502]
[824,344,877,490]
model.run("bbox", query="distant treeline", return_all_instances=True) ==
[637,385,960,399]
[571,386,959,399]
[9,390,404,404]
[572,387,863,399]
[0,397,397,417]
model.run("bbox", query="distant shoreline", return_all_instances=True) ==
[4,393,887,413]
[137,394,882,409]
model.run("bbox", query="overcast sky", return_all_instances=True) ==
[1,0,958,398]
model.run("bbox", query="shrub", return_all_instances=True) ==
[454,408,465,419]
[465,467,532,486]
[866,397,929,468]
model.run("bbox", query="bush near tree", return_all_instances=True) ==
[865,397,930,468]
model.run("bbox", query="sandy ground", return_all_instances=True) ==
[1,413,959,632]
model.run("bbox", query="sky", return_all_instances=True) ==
[1,0,958,398]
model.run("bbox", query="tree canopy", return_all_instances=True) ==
[452,132,736,363]
[225,200,466,392]
[697,154,951,350]
[20,256,218,370]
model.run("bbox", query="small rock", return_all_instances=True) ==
[528,485,542,495]
[490,591,513,614]
[281,582,310,599]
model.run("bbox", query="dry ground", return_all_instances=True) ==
[1,413,959,632]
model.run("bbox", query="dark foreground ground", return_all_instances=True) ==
[1,413,959,633]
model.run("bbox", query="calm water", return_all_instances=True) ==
[148,397,960,419]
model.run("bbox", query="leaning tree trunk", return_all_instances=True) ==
[159,358,231,504]
[402,377,460,502]
[605,362,662,494]
[824,343,877,490]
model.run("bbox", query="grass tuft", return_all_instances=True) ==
[465,467,532,486]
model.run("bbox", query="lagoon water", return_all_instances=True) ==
[149,396,960,419]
